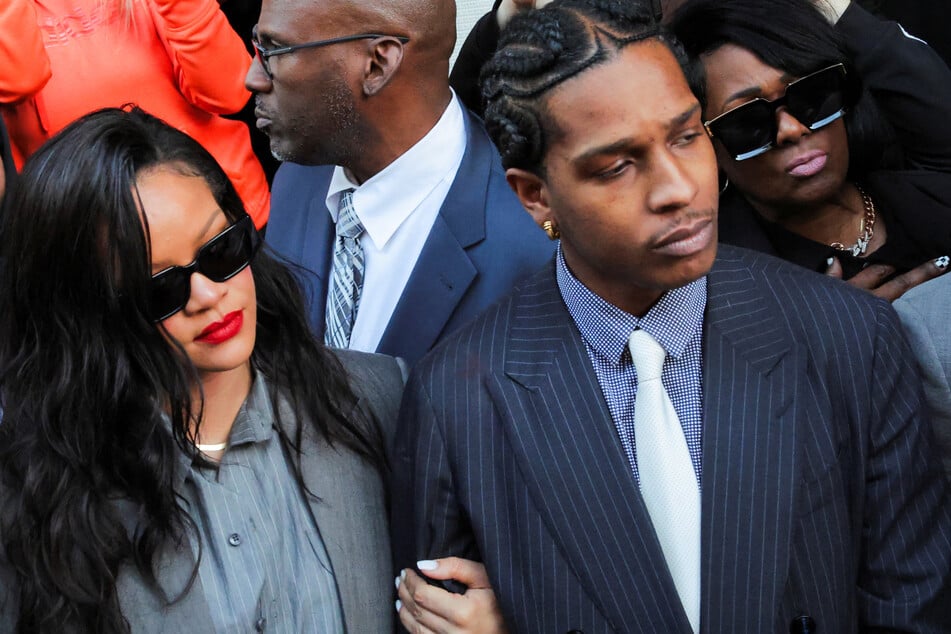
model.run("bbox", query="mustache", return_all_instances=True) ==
[646,208,717,244]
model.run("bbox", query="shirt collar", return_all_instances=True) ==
[227,370,273,447]
[325,92,467,251]
[556,246,707,363]
[173,372,275,485]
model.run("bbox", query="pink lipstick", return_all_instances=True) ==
[786,151,827,177]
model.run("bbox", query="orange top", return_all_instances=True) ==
[0,0,270,227]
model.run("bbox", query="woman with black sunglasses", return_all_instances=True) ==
[453,0,951,301]
[0,107,499,633]
[668,0,951,300]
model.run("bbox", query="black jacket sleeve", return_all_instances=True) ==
[838,2,951,172]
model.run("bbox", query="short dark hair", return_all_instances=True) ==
[481,0,697,174]
[668,0,895,175]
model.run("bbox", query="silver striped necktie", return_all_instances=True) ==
[324,190,365,348]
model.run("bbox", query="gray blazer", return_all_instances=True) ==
[894,273,951,479]
[0,350,405,633]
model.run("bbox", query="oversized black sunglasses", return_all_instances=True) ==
[704,63,849,161]
[149,214,261,322]
[251,27,410,80]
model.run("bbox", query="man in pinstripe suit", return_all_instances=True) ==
[391,1,951,632]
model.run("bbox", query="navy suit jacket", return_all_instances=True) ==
[392,245,951,633]
[265,109,554,367]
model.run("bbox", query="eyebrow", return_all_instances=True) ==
[252,25,278,46]
[669,103,702,131]
[574,103,702,163]
[197,207,225,239]
[721,72,796,107]
[151,207,224,271]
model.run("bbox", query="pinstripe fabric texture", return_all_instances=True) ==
[391,245,951,633]
[180,376,344,632]
[556,248,705,484]
[325,190,364,348]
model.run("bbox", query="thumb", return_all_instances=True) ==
[416,558,491,589]
[825,255,843,279]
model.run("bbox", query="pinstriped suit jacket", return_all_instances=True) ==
[391,245,951,633]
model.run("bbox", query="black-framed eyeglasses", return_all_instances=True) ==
[149,214,261,322]
[251,27,410,79]
[704,63,849,161]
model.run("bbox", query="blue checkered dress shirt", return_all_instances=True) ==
[556,248,706,486]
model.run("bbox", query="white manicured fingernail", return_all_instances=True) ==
[394,575,400,590]
[826,257,834,267]
[417,559,438,571]
[935,255,949,269]
[400,569,406,581]
[395,599,402,613]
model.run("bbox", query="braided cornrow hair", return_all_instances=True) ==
[481,0,695,173]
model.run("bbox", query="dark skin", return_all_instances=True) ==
[827,257,948,302]
[245,0,455,183]
[701,38,946,302]
[508,42,719,317]
[247,0,506,628]
[499,0,947,301]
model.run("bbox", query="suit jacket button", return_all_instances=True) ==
[790,615,816,633]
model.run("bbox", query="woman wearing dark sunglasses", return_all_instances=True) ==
[452,0,951,300]
[0,108,500,633]
[669,0,951,300]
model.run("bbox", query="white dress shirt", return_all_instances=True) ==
[324,93,467,353]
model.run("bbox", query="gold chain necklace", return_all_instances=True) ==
[830,184,876,257]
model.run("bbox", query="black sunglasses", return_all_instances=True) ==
[704,63,849,161]
[149,214,261,322]
[251,27,410,80]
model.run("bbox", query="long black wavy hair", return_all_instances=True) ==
[0,116,14,214]
[481,0,699,174]
[668,0,897,177]
[0,107,383,632]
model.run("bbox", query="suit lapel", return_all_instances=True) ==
[376,215,478,364]
[377,110,489,364]
[300,186,335,333]
[491,268,692,633]
[285,395,392,634]
[699,250,801,631]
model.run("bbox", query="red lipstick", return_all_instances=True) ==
[196,311,243,344]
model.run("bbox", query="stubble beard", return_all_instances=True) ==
[269,76,362,167]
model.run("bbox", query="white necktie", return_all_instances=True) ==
[629,329,700,633]
[325,190,364,348]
